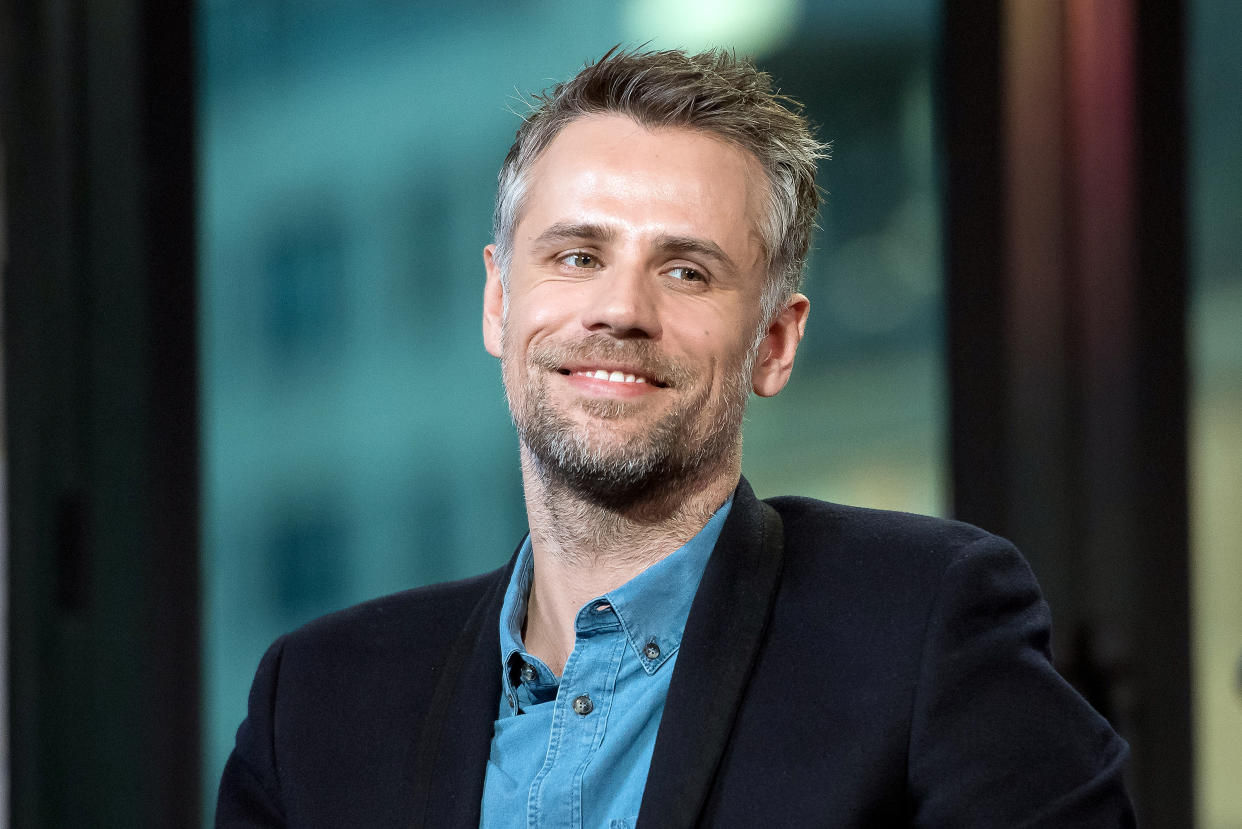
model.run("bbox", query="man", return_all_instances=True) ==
[218,48,1134,828]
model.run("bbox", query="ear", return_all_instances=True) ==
[751,293,810,397]
[482,244,504,358]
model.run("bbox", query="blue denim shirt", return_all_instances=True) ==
[479,498,732,829]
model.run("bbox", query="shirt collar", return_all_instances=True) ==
[499,536,537,679]
[595,498,731,674]
[497,497,733,696]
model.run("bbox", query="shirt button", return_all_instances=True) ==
[644,641,661,660]
[572,694,594,715]
[520,663,535,682]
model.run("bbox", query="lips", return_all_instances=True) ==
[559,364,668,388]
[531,335,689,390]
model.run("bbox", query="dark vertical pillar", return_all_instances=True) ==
[1,0,200,826]
[1125,1,1192,822]
[941,2,1007,534]
[942,1,1191,825]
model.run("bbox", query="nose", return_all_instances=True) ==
[582,263,662,340]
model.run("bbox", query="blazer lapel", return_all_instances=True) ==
[409,560,512,828]
[637,479,785,828]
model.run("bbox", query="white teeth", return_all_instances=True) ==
[577,369,648,384]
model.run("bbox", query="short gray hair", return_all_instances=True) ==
[492,46,828,320]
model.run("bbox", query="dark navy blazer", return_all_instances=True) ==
[217,478,1135,827]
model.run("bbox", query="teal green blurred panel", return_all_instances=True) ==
[197,0,942,818]
[1188,1,1242,825]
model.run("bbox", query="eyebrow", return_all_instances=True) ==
[531,222,616,247]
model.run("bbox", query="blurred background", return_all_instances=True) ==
[3,0,1238,827]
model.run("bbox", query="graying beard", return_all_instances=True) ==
[514,361,751,508]
[518,399,684,504]
[502,318,765,509]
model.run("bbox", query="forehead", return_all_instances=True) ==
[517,114,768,270]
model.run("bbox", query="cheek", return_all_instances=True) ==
[683,319,744,360]
[513,288,578,336]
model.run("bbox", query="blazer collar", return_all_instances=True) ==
[638,477,785,828]
[409,552,513,827]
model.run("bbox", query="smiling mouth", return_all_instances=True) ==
[558,368,670,388]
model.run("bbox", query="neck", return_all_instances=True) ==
[517,445,739,675]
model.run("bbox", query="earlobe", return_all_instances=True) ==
[751,293,810,398]
[482,245,504,358]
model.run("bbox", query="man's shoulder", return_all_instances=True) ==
[220,563,513,822]
[764,494,1005,557]
[279,564,509,659]
[758,493,1025,593]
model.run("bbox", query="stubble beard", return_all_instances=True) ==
[503,333,756,510]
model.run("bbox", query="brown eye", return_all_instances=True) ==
[668,266,705,282]
[561,252,600,269]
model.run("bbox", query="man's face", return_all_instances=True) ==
[483,114,804,503]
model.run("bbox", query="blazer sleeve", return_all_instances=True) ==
[216,636,289,828]
[906,535,1136,828]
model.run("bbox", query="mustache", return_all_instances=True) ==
[526,335,694,389]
